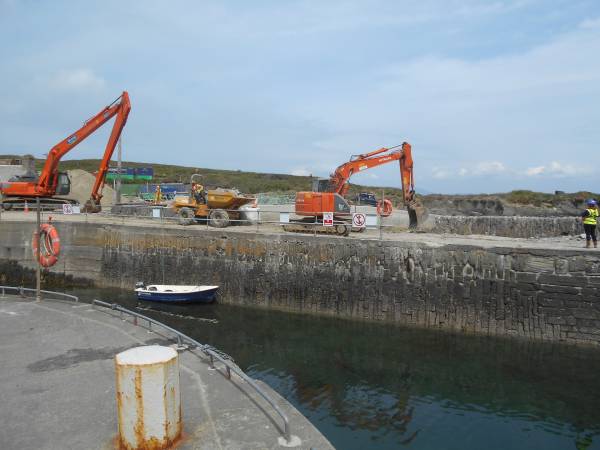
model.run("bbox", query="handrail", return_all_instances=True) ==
[0,285,79,302]
[92,299,291,442]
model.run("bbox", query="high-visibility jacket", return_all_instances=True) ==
[583,208,599,225]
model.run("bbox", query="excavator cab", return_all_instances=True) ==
[312,178,331,193]
[55,172,71,195]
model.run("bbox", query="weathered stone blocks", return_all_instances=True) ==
[2,221,600,345]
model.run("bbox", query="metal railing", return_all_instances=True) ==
[0,285,79,302]
[91,299,292,442]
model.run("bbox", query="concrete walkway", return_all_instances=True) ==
[0,209,594,252]
[0,295,334,450]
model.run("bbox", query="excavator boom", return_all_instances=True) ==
[290,141,426,234]
[0,92,131,212]
[329,142,415,204]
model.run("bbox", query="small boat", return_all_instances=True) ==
[135,282,219,303]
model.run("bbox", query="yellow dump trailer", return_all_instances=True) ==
[173,188,255,227]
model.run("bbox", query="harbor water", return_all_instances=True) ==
[71,287,600,450]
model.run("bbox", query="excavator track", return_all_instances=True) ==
[282,219,351,236]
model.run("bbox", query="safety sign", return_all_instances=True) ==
[323,212,334,227]
[352,213,366,228]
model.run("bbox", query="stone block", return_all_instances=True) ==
[573,309,600,320]
[537,274,588,287]
[539,284,580,295]
[523,256,556,273]
[515,272,539,283]
[537,297,563,308]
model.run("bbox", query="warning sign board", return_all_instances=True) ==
[323,212,334,227]
[352,213,366,228]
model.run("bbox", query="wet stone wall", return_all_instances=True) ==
[1,221,600,345]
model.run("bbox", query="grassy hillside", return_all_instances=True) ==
[25,157,600,208]
[43,158,410,202]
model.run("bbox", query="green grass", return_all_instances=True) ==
[20,157,600,207]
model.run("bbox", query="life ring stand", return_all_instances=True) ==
[376,199,393,217]
[32,221,61,268]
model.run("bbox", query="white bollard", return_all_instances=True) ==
[115,345,182,449]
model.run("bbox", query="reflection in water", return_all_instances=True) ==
[72,287,600,450]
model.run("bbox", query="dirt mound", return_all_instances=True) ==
[58,169,116,207]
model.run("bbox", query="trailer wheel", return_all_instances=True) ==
[209,209,230,228]
[178,207,195,226]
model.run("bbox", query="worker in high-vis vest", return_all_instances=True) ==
[581,199,599,248]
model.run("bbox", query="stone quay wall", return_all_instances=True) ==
[427,215,580,238]
[1,220,599,345]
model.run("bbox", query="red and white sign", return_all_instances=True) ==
[323,212,334,227]
[352,213,366,228]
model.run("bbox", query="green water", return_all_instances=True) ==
[72,287,600,450]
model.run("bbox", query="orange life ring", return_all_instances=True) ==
[32,223,60,267]
[376,199,393,217]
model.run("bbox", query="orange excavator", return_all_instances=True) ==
[0,91,131,212]
[284,142,425,236]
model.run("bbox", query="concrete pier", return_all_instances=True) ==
[0,294,334,450]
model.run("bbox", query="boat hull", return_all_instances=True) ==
[136,287,218,303]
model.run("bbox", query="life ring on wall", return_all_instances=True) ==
[376,199,393,217]
[32,223,61,268]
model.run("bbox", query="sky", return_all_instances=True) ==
[1,0,599,194]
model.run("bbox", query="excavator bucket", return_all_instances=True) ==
[83,198,101,213]
[407,200,427,230]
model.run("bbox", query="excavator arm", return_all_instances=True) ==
[1,92,131,211]
[328,142,416,203]
[327,142,425,228]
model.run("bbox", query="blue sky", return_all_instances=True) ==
[1,0,599,194]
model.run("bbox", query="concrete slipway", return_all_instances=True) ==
[0,294,334,450]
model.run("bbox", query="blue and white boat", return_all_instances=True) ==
[135,283,219,303]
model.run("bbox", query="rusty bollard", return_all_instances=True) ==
[115,346,182,449]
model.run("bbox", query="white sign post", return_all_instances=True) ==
[323,212,334,227]
[352,213,366,228]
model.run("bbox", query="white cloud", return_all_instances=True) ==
[432,167,450,179]
[453,161,507,177]
[524,161,592,177]
[48,69,106,91]
[579,17,600,29]
[290,168,311,176]
[525,165,545,176]
[472,161,506,175]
